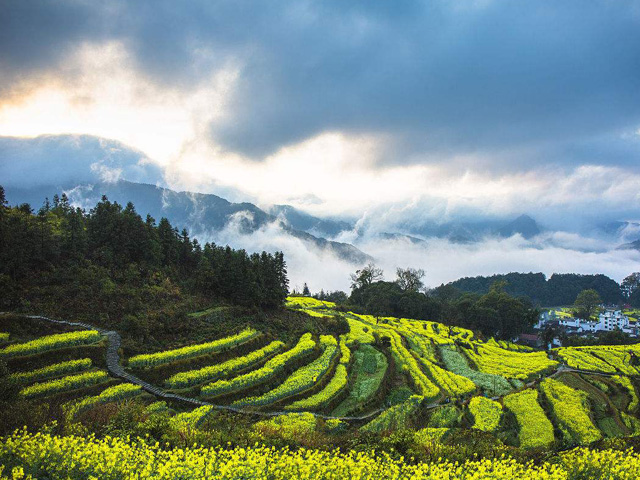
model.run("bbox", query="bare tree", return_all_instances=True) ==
[350,263,383,290]
[395,267,425,292]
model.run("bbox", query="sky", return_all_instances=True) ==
[1,0,640,289]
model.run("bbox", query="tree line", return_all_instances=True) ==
[0,186,289,315]
[302,264,539,340]
[446,272,623,306]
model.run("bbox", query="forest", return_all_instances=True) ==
[0,186,289,324]
[446,272,623,306]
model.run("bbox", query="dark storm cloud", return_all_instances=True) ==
[2,0,640,168]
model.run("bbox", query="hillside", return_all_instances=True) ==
[3,297,640,461]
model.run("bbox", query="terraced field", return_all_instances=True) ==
[3,297,640,449]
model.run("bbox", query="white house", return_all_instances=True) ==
[537,308,638,337]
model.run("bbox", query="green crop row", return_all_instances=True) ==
[201,333,316,398]
[233,336,338,408]
[465,344,557,381]
[0,330,101,358]
[468,396,502,432]
[20,370,110,398]
[439,346,513,396]
[128,328,259,368]
[556,348,617,373]
[67,383,143,418]
[360,395,423,433]
[11,358,92,385]
[286,364,348,411]
[420,358,476,397]
[165,340,285,389]
[503,389,555,449]
[383,329,440,400]
[540,378,601,445]
[0,332,9,343]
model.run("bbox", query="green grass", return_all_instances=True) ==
[439,346,513,396]
[360,395,423,433]
[332,345,387,417]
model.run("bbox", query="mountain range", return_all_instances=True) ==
[2,134,638,266]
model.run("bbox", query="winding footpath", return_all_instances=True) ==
[13,314,382,422]
[6,313,626,423]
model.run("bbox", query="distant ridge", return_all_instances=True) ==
[6,180,372,265]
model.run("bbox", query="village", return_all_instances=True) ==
[533,307,639,347]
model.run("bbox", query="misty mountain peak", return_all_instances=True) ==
[497,214,541,239]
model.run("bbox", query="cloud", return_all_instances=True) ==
[0,134,163,189]
[184,215,640,292]
[2,0,640,282]
[2,1,640,171]
[360,235,640,291]
[193,212,356,293]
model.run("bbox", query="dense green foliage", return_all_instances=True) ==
[446,272,623,306]
[349,279,538,339]
[0,186,289,318]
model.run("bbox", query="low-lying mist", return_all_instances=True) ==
[193,216,640,293]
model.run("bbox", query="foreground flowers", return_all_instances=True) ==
[2,430,640,479]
